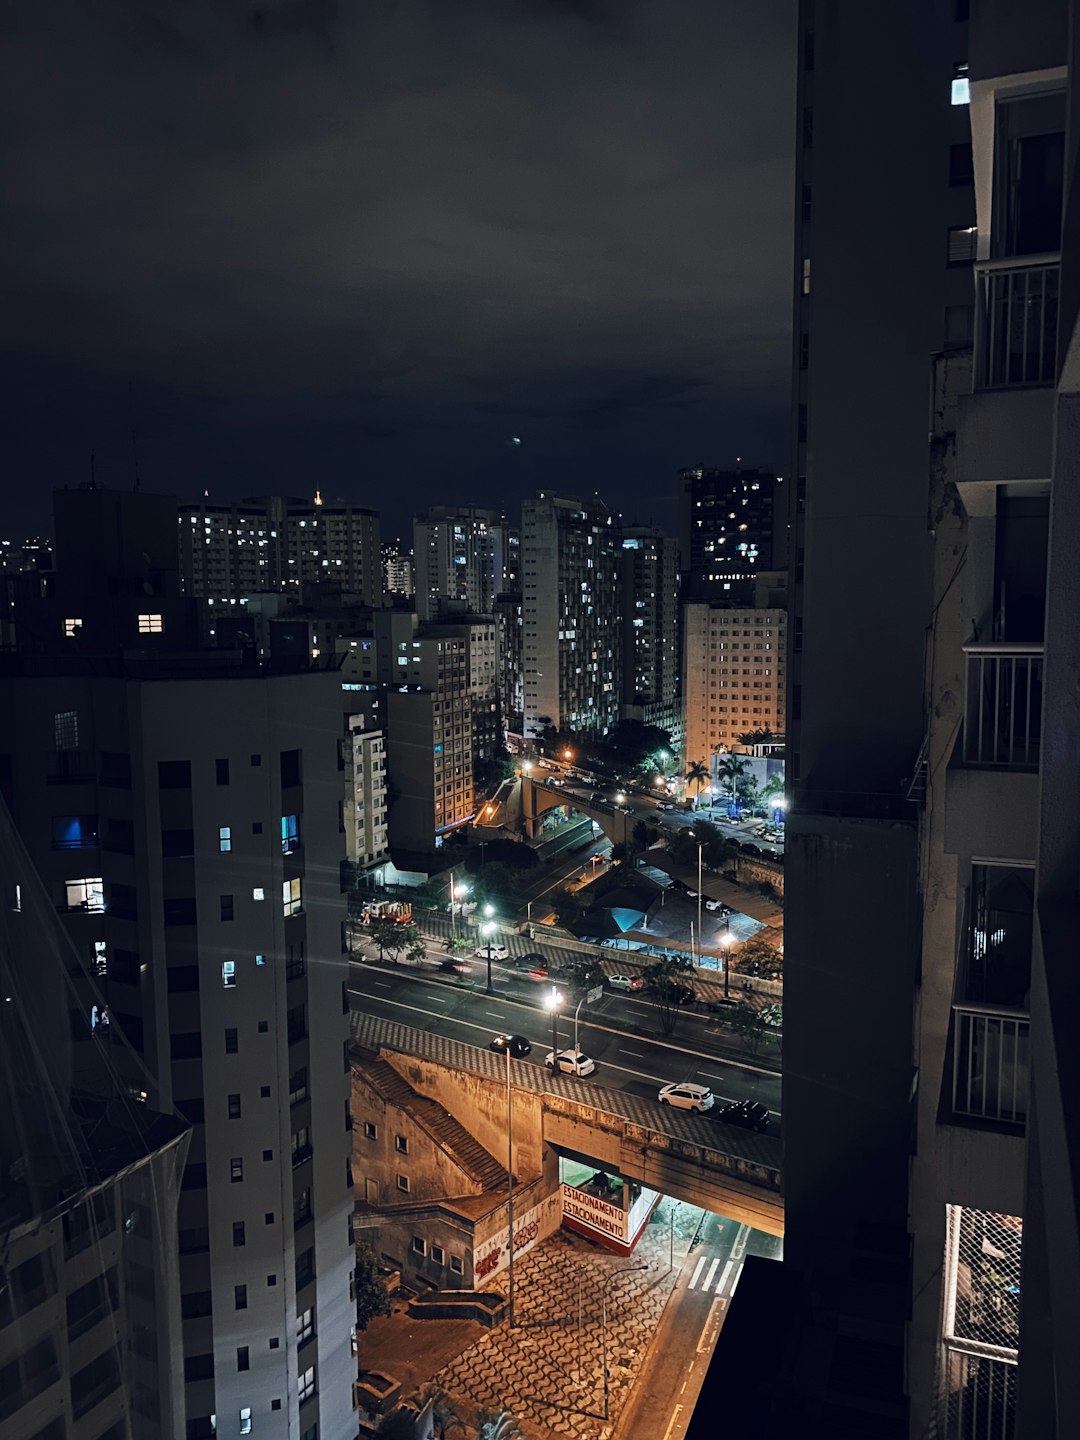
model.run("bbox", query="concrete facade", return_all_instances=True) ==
[683,604,786,766]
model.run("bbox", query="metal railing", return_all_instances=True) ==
[974,254,1059,389]
[963,644,1043,768]
[951,1004,1029,1126]
[942,1343,1018,1440]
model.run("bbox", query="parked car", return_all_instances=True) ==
[545,1048,596,1076]
[515,952,548,969]
[740,843,764,858]
[490,1034,532,1058]
[439,957,472,975]
[759,1004,783,1029]
[667,983,697,1006]
[658,1082,715,1113]
[474,944,509,961]
[715,1099,770,1132]
[705,898,732,914]
[607,973,645,993]
[590,791,607,804]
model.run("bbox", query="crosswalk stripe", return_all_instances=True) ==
[703,1258,720,1291]
[718,1260,734,1294]
[688,1257,706,1290]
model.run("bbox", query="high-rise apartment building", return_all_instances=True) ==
[682,603,786,768]
[345,714,389,873]
[521,493,621,741]
[2,489,357,1440]
[753,4,1080,1439]
[179,495,382,608]
[677,465,785,603]
[381,542,415,602]
[412,507,518,623]
[0,793,190,1440]
[617,527,681,744]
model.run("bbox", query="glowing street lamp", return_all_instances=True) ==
[544,986,565,1059]
[615,791,626,806]
[563,748,573,763]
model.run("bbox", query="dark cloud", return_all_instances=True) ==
[0,0,795,535]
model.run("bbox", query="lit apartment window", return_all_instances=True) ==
[297,1308,315,1346]
[951,62,970,106]
[281,815,300,853]
[219,826,232,852]
[298,1367,315,1405]
[66,877,104,912]
[239,1408,252,1435]
[222,961,237,988]
[283,878,302,916]
[64,617,83,638]
[137,613,164,634]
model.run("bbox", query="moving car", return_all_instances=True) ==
[439,957,472,975]
[658,1082,715,1113]
[489,1034,532,1058]
[475,944,510,961]
[716,1099,770,1132]
[544,1048,596,1077]
[607,973,645,993]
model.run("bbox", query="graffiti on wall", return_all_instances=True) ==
[473,1190,561,1282]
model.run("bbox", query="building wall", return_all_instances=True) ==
[347,716,389,870]
[618,528,680,740]
[683,605,786,766]
[0,670,355,1440]
[677,466,785,603]
[521,494,621,740]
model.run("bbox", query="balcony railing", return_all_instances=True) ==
[951,1004,1029,1126]
[974,254,1059,390]
[963,644,1043,768]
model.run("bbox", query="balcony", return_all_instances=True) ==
[963,644,1042,769]
[974,255,1059,391]
[952,1004,1029,1127]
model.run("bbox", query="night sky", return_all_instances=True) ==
[1,0,795,540]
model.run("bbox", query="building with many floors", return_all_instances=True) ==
[748,3,1080,1438]
[617,527,681,746]
[178,495,382,609]
[682,601,786,769]
[3,488,358,1440]
[521,493,621,742]
[412,507,518,623]
[677,465,786,604]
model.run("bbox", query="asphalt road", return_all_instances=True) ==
[349,939,781,1124]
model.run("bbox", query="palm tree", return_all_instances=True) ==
[684,759,710,806]
[763,772,785,810]
[715,754,750,810]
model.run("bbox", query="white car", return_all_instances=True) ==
[607,974,645,993]
[760,1004,783,1029]
[475,944,509,961]
[545,1048,597,1077]
[658,1082,715,1113]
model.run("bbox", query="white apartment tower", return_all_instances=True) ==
[521,493,621,741]
[412,507,517,623]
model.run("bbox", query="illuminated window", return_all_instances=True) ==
[66,876,104,912]
[222,961,236,988]
[283,878,302,916]
[951,63,970,105]
[137,613,164,634]
[219,826,232,852]
[64,617,83,638]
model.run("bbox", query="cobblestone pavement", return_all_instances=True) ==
[433,1218,688,1440]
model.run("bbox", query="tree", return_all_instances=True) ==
[609,842,628,865]
[725,1000,768,1055]
[715,754,750,809]
[732,933,783,979]
[762,772,785,806]
[372,920,424,965]
[561,958,607,995]
[641,954,696,1035]
[684,759,710,805]
[737,727,779,749]
[354,1241,392,1332]
[549,886,583,928]
[721,836,743,882]
[422,1387,468,1440]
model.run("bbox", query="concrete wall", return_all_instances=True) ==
[351,1073,485,1205]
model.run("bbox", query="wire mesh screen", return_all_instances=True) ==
[940,1205,1022,1440]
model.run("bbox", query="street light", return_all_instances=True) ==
[615,791,626,806]
[544,986,565,1059]
[481,919,496,995]
[696,839,704,971]
[563,747,573,762]
[601,1263,650,1418]
[719,931,734,1001]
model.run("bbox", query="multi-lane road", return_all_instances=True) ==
[348,935,781,1127]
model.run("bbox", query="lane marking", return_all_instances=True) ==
[661,1404,684,1440]
[688,1257,706,1290]
[352,968,781,1082]
[717,1260,734,1294]
[702,1258,720,1292]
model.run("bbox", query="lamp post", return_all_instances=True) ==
[601,1263,650,1419]
[696,839,704,970]
[481,917,495,995]
[449,868,457,938]
[668,1200,681,1273]
[504,1045,515,1327]
[720,930,733,1001]
[545,986,564,1060]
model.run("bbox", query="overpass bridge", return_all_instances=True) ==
[350,1012,783,1237]
[475,774,635,848]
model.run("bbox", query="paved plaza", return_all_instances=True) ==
[429,1209,697,1440]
